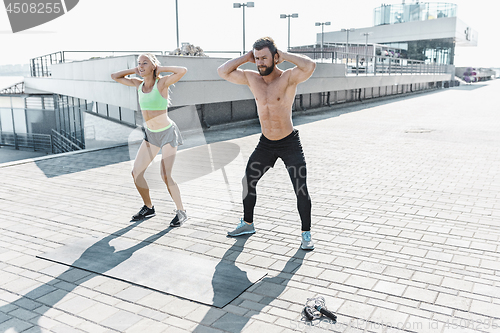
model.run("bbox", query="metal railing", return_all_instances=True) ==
[30,51,64,77]
[289,50,449,75]
[51,129,83,154]
[30,49,449,78]
[203,51,242,57]
[0,82,25,95]
[0,132,52,152]
[60,129,84,148]
[0,125,85,155]
[30,50,244,77]
[30,50,167,77]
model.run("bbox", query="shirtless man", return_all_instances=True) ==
[217,37,316,250]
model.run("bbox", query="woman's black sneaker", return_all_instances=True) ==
[132,205,155,221]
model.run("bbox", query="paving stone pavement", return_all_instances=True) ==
[0,80,499,333]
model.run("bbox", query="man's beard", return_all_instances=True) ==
[258,62,275,76]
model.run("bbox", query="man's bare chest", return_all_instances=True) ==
[251,81,289,103]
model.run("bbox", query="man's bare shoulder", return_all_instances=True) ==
[281,68,294,79]
[274,68,296,87]
[243,69,260,78]
[244,70,263,84]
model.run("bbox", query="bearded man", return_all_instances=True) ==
[217,37,316,250]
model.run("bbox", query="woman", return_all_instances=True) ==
[111,53,187,227]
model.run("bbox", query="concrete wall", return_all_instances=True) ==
[24,55,453,129]
[25,55,348,109]
[25,54,450,107]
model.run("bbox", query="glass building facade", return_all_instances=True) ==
[381,38,454,64]
[0,92,138,153]
[374,2,457,25]
[373,2,457,65]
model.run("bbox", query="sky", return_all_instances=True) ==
[0,0,498,68]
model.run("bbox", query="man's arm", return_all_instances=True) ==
[217,51,255,85]
[278,50,316,85]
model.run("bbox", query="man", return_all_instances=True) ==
[217,37,316,250]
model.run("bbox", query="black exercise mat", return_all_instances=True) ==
[37,236,266,308]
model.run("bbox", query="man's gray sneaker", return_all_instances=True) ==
[228,218,255,237]
[301,231,314,250]
[170,209,188,227]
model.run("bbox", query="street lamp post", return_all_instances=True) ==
[315,21,331,60]
[362,32,372,57]
[341,28,355,54]
[280,13,298,50]
[175,0,179,49]
[233,2,254,54]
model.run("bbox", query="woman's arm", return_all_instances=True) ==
[157,66,187,94]
[111,68,142,87]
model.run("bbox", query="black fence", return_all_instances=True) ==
[30,51,166,77]
[289,50,450,76]
[0,132,52,152]
[51,129,84,154]
[0,130,85,154]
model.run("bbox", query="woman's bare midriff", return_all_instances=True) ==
[142,110,171,130]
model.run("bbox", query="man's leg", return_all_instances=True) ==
[286,161,312,232]
[281,131,314,249]
[228,142,275,236]
[286,162,314,250]
[242,151,274,223]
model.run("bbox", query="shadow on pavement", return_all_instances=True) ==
[193,236,306,332]
[34,145,132,178]
[33,140,241,182]
[0,221,172,333]
[30,86,455,178]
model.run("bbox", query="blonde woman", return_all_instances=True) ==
[111,54,188,227]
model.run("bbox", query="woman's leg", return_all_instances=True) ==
[132,141,161,207]
[160,143,184,210]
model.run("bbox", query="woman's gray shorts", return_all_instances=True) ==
[142,122,183,148]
